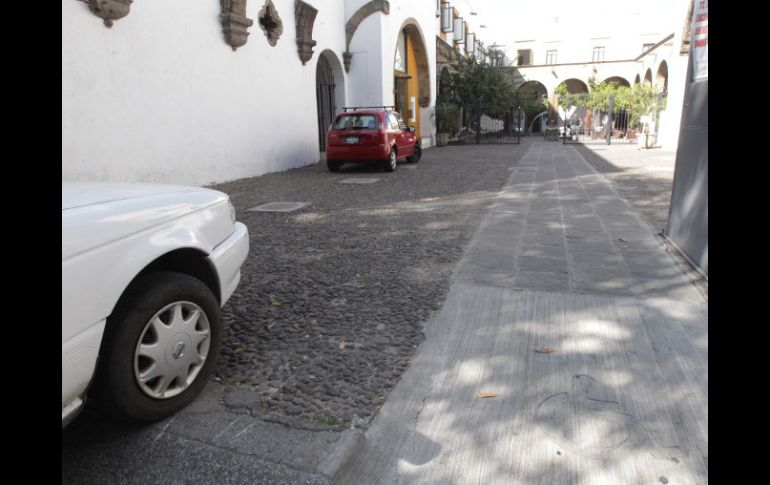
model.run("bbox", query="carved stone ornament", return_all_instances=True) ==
[258,0,283,47]
[87,0,133,28]
[220,0,254,51]
[295,1,318,65]
[343,51,353,73]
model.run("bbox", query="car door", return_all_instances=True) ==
[386,113,402,153]
[392,113,414,157]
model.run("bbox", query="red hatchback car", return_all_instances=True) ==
[326,107,422,172]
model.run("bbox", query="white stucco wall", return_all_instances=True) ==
[347,13,384,107]
[63,0,348,186]
[653,1,692,150]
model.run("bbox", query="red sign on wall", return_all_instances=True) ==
[691,0,708,80]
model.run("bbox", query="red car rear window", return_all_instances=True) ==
[333,114,379,130]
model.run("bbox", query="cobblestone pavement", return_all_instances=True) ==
[571,143,707,299]
[210,143,527,430]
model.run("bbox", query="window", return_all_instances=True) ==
[546,49,557,64]
[387,113,400,130]
[333,115,378,130]
[394,31,407,72]
[592,46,605,62]
[516,49,532,66]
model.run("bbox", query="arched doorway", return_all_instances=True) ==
[634,74,641,85]
[393,21,430,138]
[517,81,548,133]
[601,76,630,88]
[644,69,653,87]
[316,51,345,152]
[556,79,589,133]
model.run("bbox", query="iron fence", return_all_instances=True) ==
[560,94,637,145]
[439,99,522,145]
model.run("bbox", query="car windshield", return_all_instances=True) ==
[333,115,378,130]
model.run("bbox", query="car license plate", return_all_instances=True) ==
[345,137,359,144]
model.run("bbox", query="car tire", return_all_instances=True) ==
[90,271,222,423]
[327,160,342,172]
[383,148,398,172]
[407,144,422,163]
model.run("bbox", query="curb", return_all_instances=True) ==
[316,429,365,481]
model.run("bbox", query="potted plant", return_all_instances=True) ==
[435,102,460,146]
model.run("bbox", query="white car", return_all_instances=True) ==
[62,182,249,427]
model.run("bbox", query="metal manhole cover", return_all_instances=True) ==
[339,178,380,184]
[247,202,310,212]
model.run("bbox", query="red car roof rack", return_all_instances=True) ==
[340,106,396,112]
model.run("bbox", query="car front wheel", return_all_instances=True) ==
[91,271,222,423]
[407,144,422,163]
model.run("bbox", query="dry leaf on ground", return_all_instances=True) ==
[477,392,497,399]
[535,347,556,353]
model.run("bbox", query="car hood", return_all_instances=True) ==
[62,182,230,261]
[62,182,203,210]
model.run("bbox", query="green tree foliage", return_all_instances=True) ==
[435,102,460,134]
[440,56,516,121]
[556,78,666,129]
[514,89,548,128]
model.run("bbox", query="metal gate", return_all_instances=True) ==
[445,98,522,145]
[561,94,636,145]
[316,56,336,151]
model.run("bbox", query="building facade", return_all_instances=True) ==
[504,0,692,149]
[62,0,438,186]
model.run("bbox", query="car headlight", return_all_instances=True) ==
[227,199,236,223]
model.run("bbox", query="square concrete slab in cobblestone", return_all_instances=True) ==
[247,201,310,212]
[338,177,380,184]
[336,140,707,484]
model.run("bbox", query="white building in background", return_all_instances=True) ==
[62,0,438,186]
[495,0,693,149]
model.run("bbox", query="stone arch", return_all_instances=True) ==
[517,80,548,133]
[601,76,630,88]
[393,19,430,137]
[316,50,346,152]
[656,60,669,92]
[644,68,653,87]
[344,0,390,72]
[518,80,548,99]
[556,79,589,123]
[559,78,589,94]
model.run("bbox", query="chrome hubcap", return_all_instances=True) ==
[134,301,211,399]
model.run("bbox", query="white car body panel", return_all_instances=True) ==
[61,182,249,426]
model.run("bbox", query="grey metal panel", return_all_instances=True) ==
[665,60,708,276]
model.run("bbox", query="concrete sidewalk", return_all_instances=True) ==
[336,140,708,484]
